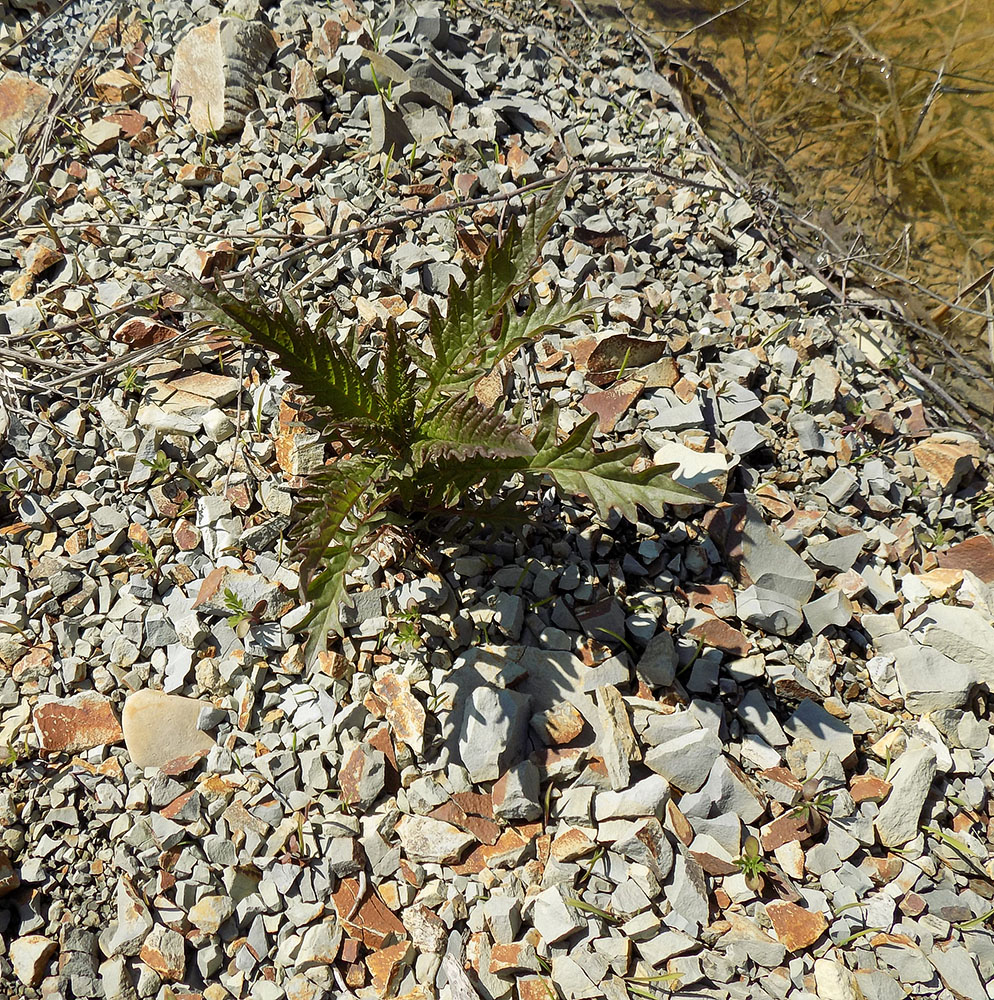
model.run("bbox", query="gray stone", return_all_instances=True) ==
[874,747,937,847]
[803,590,853,634]
[738,504,817,604]
[636,929,698,967]
[816,467,859,505]
[99,956,137,1000]
[783,699,855,765]
[102,878,153,958]
[726,420,766,455]
[492,761,542,821]
[644,727,721,792]
[648,399,704,431]
[612,817,674,881]
[369,96,413,156]
[679,756,764,823]
[905,603,994,686]
[457,685,530,782]
[642,710,700,747]
[531,883,587,944]
[893,645,977,713]
[806,534,866,572]
[716,383,762,423]
[597,684,639,791]
[736,585,804,636]
[929,945,989,1000]
[636,630,677,687]
[736,689,787,746]
[664,854,709,935]
[551,956,599,998]
[791,413,830,453]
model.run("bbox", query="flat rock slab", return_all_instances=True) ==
[905,603,994,686]
[0,72,52,151]
[172,17,276,135]
[782,699,855,765]
[32,693,122,754]
[396,815,475,864]
[893,645,977,713]
[122,690,215,769]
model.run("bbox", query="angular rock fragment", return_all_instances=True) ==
[188,894,234,934]
[396,815,475,864]
[765,900,827,952]
[492,761,542,821]
[0,72,52,151]
[139,925,185,981]
[457,685,530,782]
[531,883,586,944]
[596,684,639,790]
[912,434,978,491]
[874,747,936,847]
[893,645,977,713]
[10,935,57,987]
[782,699,855,766]
[373,673,426,754]
[664,854,709,935]
[905,603,994,686]
[644,727,721,792]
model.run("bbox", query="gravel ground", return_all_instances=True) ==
[0,2,993,1000]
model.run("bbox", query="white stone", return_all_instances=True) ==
[531,883,586,944]
[10,934,56,987]
[122,690,215,769]
[396,815,475,864]
[814,958,864,1000]
[188,894,234,934]
[652,441,729,502]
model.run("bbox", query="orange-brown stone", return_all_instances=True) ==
[766,900,827,952]
[33,693,123,754]
[850,774,892,804]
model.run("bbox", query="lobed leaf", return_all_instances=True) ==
[161,273,386,432]
[301,544,363,662]
[528,403,703,520]
[417,173,573,406]
[295,458,381,590]
[412,397,536,466]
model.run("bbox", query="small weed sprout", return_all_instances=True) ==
[733,835,767,893]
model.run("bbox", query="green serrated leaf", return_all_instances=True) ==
[529,403,703,519]
[161,272,386,432]
[417,175,572,406]
[443,290,600,396]
[301,545,362,662]
[412,397,536,466]
[295,458,380,589]
[380,319,417,430]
